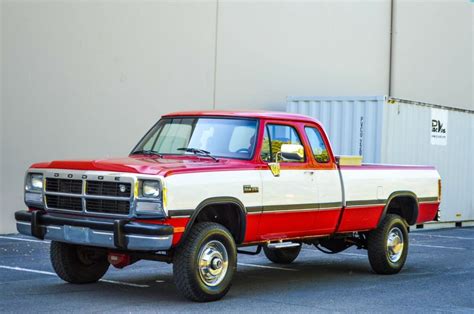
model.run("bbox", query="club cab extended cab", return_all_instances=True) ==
[15,111,441,302]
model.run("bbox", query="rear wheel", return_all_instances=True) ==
[263,245,301,264]
[173,222,237,302]
[367,214,409,274]
[50,241,109,283]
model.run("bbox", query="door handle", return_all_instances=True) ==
[304,171,315,175]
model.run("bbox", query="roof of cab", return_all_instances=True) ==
[162,110,320,124]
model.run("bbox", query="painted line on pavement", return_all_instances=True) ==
[0,265,150,288]
[411,234,473,241]
[410,244,466,250]
[238,262,298,272]
[0,236,49,244]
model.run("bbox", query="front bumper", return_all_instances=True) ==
[15,210,173,251]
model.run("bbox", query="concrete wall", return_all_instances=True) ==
[391,0,473,110]
[215,0,391,110]
[1,1,3,229]
[1,0,471,233]
[1,0,217,233]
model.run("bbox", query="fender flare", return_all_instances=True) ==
[182,196,247,244]
[377,191,419,226]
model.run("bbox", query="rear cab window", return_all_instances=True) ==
[304,126,330,163]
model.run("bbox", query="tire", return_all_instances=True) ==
[173,222,237,302]
[263,245,301,264]
[50,241,109,284]
[367,214,409,274]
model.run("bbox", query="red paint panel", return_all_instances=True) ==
[337,205,384,232]
[258,211,317,240]
[163,110,322,125]
[417,202,439,223]
[243,214,262,243]
[341,164,435,171]
[134,217,189,246]
[314,209,342,234]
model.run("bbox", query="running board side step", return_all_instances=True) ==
[267,242,301,249]
[237,245,262,255]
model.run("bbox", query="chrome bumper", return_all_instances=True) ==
[15,210,173,251]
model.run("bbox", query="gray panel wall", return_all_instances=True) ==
[391,0,473,110]
[1,1,217,233]
[215,0,391,111]
[1,0,470,233]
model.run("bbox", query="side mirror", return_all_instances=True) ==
[280,144,304,161]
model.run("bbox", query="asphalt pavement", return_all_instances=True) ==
[0,227,472,313]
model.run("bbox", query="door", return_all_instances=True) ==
[258,122,319,240]
[304,125,343,234]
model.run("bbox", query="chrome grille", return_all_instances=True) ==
[43,172,134,217]
[86,181,131,197]
[46,178,82,194]
[46,195,83,211]
[86,199,130,215]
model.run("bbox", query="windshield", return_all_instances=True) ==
[132,117,259,160]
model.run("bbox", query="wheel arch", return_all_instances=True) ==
[182,197,247,245]
[378,191,419,226]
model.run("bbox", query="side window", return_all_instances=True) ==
[305,127,330,163]
[260,124,303,162]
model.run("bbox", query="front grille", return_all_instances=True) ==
[46,178,82,194]
[86,199,130,215]
[86,181,132,197]
[46,195,82,211]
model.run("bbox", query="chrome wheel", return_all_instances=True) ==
[387,227,404,263]
[198,240,229,287]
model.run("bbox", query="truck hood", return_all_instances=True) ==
[30,156,254,176]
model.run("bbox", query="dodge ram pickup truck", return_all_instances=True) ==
[15,111,441,302]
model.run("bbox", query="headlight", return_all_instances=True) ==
[26,173,43,192]
[141,180,160,198]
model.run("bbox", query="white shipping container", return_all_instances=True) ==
[287,96,474,223]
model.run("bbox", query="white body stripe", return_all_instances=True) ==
[341,169,440,204]
[165,167,440,214]
[165,170,262,213]
[260,170,316,207]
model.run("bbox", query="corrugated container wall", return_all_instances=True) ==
[287,96,473,223]
[287,96,385,163]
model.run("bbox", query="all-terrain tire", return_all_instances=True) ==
[367,214,409,274]
[263,245,301,264]
[50,241,109,284]
[173,222,237,302]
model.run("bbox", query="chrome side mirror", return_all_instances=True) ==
[280,144,304,161]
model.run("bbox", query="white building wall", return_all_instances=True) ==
[391,0,473,110]
[1,0,217,233]
[215,0,391,111]
[0,0,470,233]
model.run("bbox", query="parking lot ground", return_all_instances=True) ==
[0,227,472,313]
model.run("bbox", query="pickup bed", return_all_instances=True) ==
[15,111,441,301]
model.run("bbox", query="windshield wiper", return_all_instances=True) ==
[177,147,219,162]
[130,150,163,158]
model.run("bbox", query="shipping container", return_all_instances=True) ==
[287,96,474,223]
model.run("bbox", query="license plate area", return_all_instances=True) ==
[63,225,90,243]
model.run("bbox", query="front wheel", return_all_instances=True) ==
[50,241,109,283]
[367,214,409,274]
[173,222,237,302]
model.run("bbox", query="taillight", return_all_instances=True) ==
[438,179,442,202]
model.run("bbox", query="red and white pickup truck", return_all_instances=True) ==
[16,111,441,301]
